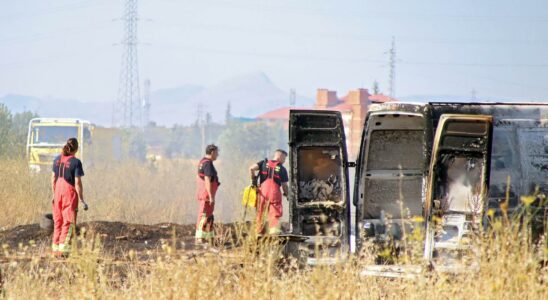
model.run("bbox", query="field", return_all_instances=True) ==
[0,158,252,228]
[0,158,546,299]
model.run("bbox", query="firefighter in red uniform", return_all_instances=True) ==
[51,138,88,256]
[195,144,220,244]
[249,149,289,235]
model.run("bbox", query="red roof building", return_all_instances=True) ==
[257,89,395,158]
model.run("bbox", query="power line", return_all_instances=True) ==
[155,41,548,68]
[399,60,548,68]
[0,22,113,47]
[0,44,113,69]
[155,20,548,46]
[0,0,112,21]
[156,0,548,23]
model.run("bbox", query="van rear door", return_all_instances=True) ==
[288,110,351,264]
[355,110,429,252]
[423,114,493,268]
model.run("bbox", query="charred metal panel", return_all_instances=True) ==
[355,105,430,249]
[355,101,546,269]
[423,114,493,265]
[289,110,351,264]
[367,130,424,170]
[429,103,548,213]
[516,127,547,193]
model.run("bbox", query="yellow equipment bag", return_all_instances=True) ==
[242,185,257,208]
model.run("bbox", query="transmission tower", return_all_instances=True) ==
[143,79,151,127]
[388,36,396,99]
[113,0,141,128]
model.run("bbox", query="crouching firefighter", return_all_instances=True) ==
[51,138,88,256]
[249,149,289,235]
[195,144,220,244]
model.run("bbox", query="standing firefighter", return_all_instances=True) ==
[51,138,88,256]
[250,149,289,235]
[195,144,220,244]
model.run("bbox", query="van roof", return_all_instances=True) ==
[30,118,91,124]
[428,101,548,106]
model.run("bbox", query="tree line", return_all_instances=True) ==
[164,119,287,161]
[0,104,37,158]
[0,102,288,162]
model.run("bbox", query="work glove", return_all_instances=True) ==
[81,200,89,211]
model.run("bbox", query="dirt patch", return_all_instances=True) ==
[0,221,241,257]
[0,224,51,248]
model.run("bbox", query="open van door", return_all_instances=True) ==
[424,114,493,270]
[289,110,351,264]
[355,108,429,254]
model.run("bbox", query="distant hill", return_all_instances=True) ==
[1,72,313,126]
[0,94,41,112]
[150,71,313,125]
[152,84,205,104]
[0,94,112,125]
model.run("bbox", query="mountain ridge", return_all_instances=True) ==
[1,72,313,126]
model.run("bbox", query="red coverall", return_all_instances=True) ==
[52,155,79,254]
[195,158,219,240]
[256,160,283,235]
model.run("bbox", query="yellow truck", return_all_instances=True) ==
[26,118,92,172]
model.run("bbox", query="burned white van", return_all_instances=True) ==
[288,102,547,266]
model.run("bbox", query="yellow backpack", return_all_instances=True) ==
[242,185,257,208]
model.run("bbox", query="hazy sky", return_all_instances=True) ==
[1,0,547,103]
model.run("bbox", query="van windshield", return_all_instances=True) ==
[32,126,78,145]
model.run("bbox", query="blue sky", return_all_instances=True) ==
[0,0,547,103]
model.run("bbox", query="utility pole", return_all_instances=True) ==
[113,0,141,128]
[143,79,151,127]
[225,101,232,124]
[388,36,396,99]
[289,88,296,107]
[197,103,205,151]
[372,80,380,94]
[205,112,211,144]
[470,88,477,101]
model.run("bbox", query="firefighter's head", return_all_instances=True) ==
[62,138,79,156]
[205,144,219,161]
[274,149,288,164]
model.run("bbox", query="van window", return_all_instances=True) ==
[367,130,424,170]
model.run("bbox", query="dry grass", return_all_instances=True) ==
[0,158,252,228]
[0,159,51,228]
[0,158,546,299]
[1,221,546,299]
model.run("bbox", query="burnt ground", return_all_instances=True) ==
[0,221,244,260]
